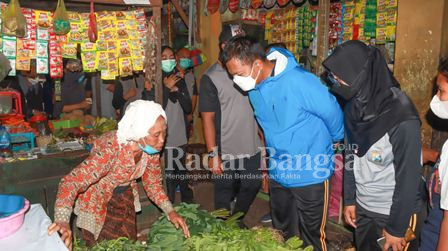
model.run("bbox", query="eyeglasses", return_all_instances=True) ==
[327,72,340,86]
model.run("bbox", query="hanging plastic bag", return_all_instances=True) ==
[88,0,98,42]
[1,0,27,37]
[53,0,70,35]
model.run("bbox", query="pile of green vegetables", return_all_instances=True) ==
[74,203,313,251]
[93,117,117,135]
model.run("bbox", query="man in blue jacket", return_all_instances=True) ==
[222,37,344,251]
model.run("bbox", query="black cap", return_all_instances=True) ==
[219,24,245,44]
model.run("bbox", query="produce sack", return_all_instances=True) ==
[1,0,27,37]
[88,0,98,42]
[53,0,70,35]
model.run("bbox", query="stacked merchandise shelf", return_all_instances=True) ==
[329,2,343,49]
[264,4,317,59]
[0,4,149,80]
[341,0,397,61]
[265,8,298,56]
[296,4,317,55]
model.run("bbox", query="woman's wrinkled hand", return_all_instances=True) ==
[168,211,190,238]
[48,221,72,250]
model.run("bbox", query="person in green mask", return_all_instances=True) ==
[176,47,198,139]
[160,46,194,204]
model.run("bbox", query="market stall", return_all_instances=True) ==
[216,0,398,73]
[0,0,166,246]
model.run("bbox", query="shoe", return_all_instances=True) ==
[260,213,272,223]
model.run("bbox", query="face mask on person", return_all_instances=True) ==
[328,72,355,101]
[430,95,448,119]
[161,59,177,73]
[27,77,43,85]
[179,58,192,70]
[233,63,261,92]
[139,144,160,155]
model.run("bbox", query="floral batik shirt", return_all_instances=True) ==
[54,131,174,239]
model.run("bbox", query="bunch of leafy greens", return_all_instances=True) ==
[74,236,146,251]
[74,203,312,251]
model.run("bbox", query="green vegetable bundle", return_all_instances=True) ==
[74,236,146,251]
[147,203,226,250]
[148,203,313,251]
[93,117,117,135]
[74,203,313,251]
[185,226,313,251]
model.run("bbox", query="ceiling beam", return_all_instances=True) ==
[69,0,162,7]
[169,0,189,28]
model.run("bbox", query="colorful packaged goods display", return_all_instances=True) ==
[329,2,343,49]
[264,4,317,58]
[0,2,148,80]
[340,0,397,59]
[296,5,317,54]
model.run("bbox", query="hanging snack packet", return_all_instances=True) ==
[96,40,107,51]
[62,43,77,59]
[36,57,49,74]
[118,40,131,57]
[68,12,81,23]
[108,61,118,76]
[115,11,127,20]
[119,57,133,77]
[81,42,96,52]
[50,56,63,78]
[97,51,107,70]
[132,57,143,72]
[98,30,115,41]
[35,11,51,29]
[69,23,84,44]
[107,41,117,54]
[37,27,49,40]
[80,13,90,28]
[81,51,97,72]
[36,40,48,58]
[2,36,17,58]
[116,20,129,40]
[16,58,30,71]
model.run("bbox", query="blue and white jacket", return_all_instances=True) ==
[248,48,344,188]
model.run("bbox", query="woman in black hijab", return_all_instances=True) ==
[323,40,422,251]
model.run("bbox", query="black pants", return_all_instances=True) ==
[270,179,329,251]
[213,152,262,216]
[355,204,420,251]
[164,145,193,203]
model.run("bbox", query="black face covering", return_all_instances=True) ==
[331,83,356,101]
[322,40,419,157]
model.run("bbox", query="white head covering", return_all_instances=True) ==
[117,100,167,145]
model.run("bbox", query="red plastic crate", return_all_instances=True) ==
[0,90,23,117]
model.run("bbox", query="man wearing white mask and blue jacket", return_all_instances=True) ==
[221,37,344,251]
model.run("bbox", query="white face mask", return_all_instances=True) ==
[430,95,448,119]
[27,77,41,85]
[233,63,261,92]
